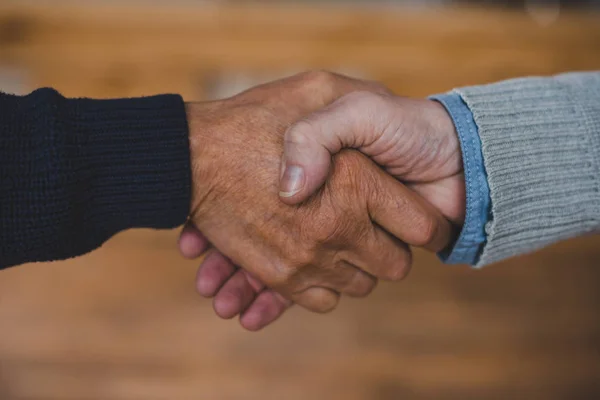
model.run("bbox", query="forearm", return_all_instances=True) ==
[455,71,600,266]
[0,89,191,269]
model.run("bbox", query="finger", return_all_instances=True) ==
[179,222,210,259]
[240,269,266,293]
[279,91,387,204]
[290,286,340,314]
[195,251,237,297]
[409,176,467,226]
[211,267,295,325]
[366,158,454,253]
[350,226,414,282]
[213,269,257,320]
[339,262,378,298]
[296,260,378,298]
[212,270,266,320]
[240,290,293,332]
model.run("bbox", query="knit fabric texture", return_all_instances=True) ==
[0,89,191,269]
[454,72,600,266]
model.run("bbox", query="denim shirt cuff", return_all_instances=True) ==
[429,92,490,266]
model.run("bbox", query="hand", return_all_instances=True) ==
[179,224,291,331]
[278,90,465,226]
[179,72,453,330]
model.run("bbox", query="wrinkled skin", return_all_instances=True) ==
[179,72,453,330]
[280,90,465,225]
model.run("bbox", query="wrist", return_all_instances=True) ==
[186,102,208,216]
[426,99,462,166]
[185,100,227,218]
[421,98,467,227]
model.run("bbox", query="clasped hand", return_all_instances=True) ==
[176,71,465,331]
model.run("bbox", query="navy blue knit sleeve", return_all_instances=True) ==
[0,88,191,269]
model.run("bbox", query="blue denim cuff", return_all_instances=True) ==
[429,93,490,266]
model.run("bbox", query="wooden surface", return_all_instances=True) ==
[2,2,600,98]
[0,2,599,400]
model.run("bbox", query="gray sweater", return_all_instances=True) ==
[456,72,600,266]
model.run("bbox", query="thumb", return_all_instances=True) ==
[278,119,332,204]
[279,91,383,204]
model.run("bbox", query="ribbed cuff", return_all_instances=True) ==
[0,89,192,269]
[455,74,600,266]
[63,93,192,233]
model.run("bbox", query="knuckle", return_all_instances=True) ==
[312,293,339,314]
[353,283,376,298]
[295,286,340,314]
[412,214,439,247]
[292,247,319,269]
[383,250,412,282]
[306,218,346,246]
[276,242,319,279]
[285,119,312,146]
[341,90,387,114]
[267,260,297,288]
[302,70,337,88]
[347,275,377,298]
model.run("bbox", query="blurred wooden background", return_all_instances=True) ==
[0,2,599,399]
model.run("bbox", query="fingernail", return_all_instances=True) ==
[279,157,287,181]
[279,165,304,198]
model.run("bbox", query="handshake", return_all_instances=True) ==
[178,71,465,331]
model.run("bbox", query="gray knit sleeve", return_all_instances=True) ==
[454,71,600,266]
